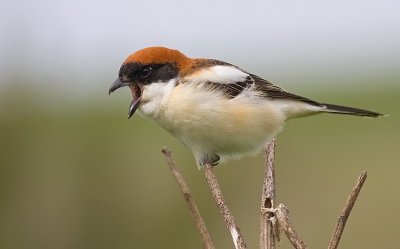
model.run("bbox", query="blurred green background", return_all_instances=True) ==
[1,1,399,248]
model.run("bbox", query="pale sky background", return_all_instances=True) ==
[1,0,399,96]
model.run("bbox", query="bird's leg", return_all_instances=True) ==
[199,153,220,168]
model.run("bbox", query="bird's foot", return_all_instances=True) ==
[199,154,220,168]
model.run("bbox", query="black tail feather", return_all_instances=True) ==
[322,103,384,117]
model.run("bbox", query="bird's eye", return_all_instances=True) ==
[140,67,152,78]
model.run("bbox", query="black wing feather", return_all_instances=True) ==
[250,74,323,107]
[202,76,253,98]
[185,60,323,106]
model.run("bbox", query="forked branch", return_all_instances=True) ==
[162,145,369,249]
[260,140,307,249]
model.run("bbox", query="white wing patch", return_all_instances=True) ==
[185,65,249,84]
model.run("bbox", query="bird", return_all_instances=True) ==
[109,46,383,168]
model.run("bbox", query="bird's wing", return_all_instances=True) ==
[249,74,323,106]
[183,61,323,106]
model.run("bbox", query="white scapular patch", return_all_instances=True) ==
[186,65,249,84]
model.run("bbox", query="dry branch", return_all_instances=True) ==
[204,163,247,249]
[161,148,216,249]
[275,204,307,249]
[260,139,279,249]
[260,140,308,249]
[328,171,368,249]
[162,144,369,249]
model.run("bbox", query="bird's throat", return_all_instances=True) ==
[128,84,142,119]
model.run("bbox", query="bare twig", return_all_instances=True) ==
[275,204,307,249]
[204,163,247,249]
[161,148,216,249]
[328,171,368,249]
[161,145,369,249]
[260,139,279,249]
[260,139,308,249]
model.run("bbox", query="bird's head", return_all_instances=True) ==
[109,46,193,118]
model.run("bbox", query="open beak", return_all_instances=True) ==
[109,78,142,119]
[109,78,127,95]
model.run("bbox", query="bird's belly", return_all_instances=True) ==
[156,86,285,160]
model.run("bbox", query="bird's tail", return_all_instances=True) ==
[322,103,384,117]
